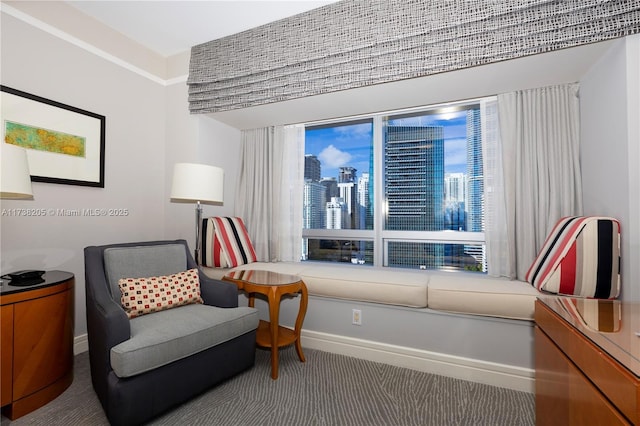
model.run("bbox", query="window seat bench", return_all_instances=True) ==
[201,262,540,321]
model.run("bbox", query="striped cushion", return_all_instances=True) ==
[199,217,257,268]
[525,216,620,299]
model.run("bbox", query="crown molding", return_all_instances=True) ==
[1,3,187,87]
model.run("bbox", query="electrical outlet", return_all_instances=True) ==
[352,309,362,325]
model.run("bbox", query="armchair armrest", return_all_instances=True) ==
[198,271,239,308]
[84,246,131,352]
[84,245,132,404]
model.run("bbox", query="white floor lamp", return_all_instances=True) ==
[170,163,224,262]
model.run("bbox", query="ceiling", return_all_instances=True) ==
[66,1,339,57]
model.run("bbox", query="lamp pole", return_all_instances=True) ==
[195,201,203,263]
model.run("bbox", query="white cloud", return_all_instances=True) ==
[334,123,371,138]
[319,144,352,168]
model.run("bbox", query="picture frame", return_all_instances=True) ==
[1,85,106,188]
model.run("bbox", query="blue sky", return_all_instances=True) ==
[305,111,469,179]
[305,122,373,179]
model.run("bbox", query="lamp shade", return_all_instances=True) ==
[170,163,224,203]
[1,143,34,200]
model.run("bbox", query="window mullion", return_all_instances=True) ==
[373,115,385,267]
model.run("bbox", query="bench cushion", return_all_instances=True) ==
[298,263,428,308]
[427,272,539,320]
[110,304,258,378]
[202,262,429,308]
[201,262,539,320]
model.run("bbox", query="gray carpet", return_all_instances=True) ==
[2,347,534,425]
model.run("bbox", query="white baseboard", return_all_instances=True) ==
[73,330,535,393]
[74,334,89,355]
[300,330,535,394]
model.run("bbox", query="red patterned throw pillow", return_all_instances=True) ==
[119,268,203,318]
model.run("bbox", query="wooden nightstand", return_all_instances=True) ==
[1,271,74,420]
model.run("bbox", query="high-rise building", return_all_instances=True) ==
[304,154,321,182]
[444,201,466,231]
[444,172,466,231]
[366,141,375,230]
[338,166,356,184]
[357,172,370,231]
[319,177,339,200]
[384,126,445,231]
[303,180,326,229]
[326,197,347,229]
[466,109,483,233]
[338,166,358,229]
[445,172,466,202]
[465,109,485,270]
[384,125,445,268]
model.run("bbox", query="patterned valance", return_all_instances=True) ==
[188,0,640,114]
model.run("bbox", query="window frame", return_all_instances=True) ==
[302,97,493,269]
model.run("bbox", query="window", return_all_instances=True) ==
[302,99,492,272]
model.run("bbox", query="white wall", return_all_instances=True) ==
[163,82,241,248]
[0,13,166,336]
[625,35,640,303]
[580,35,640,302]
[0,10,242,339]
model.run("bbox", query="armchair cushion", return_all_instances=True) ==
[104,244,187,300]
[110,303,258,378]
[119,268,203,318]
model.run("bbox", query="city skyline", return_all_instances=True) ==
[303,107,485,271]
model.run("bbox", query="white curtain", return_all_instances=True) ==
[482,98,512,278]
[494,83,583,280]
[235,125,304,262]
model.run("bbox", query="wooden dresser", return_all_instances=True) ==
[1,271,74,420]
[535,296,639,425]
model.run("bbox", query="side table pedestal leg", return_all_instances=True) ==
[268,288,280,379]
[294,283,308,362]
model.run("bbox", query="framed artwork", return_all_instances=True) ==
[1,85,106,188]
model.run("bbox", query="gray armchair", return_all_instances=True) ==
[84,239,258,426]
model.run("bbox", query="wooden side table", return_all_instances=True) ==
[223,269,308,379]
[0,271,74,420]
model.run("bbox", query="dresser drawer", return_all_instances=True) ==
[535,300,640,425]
